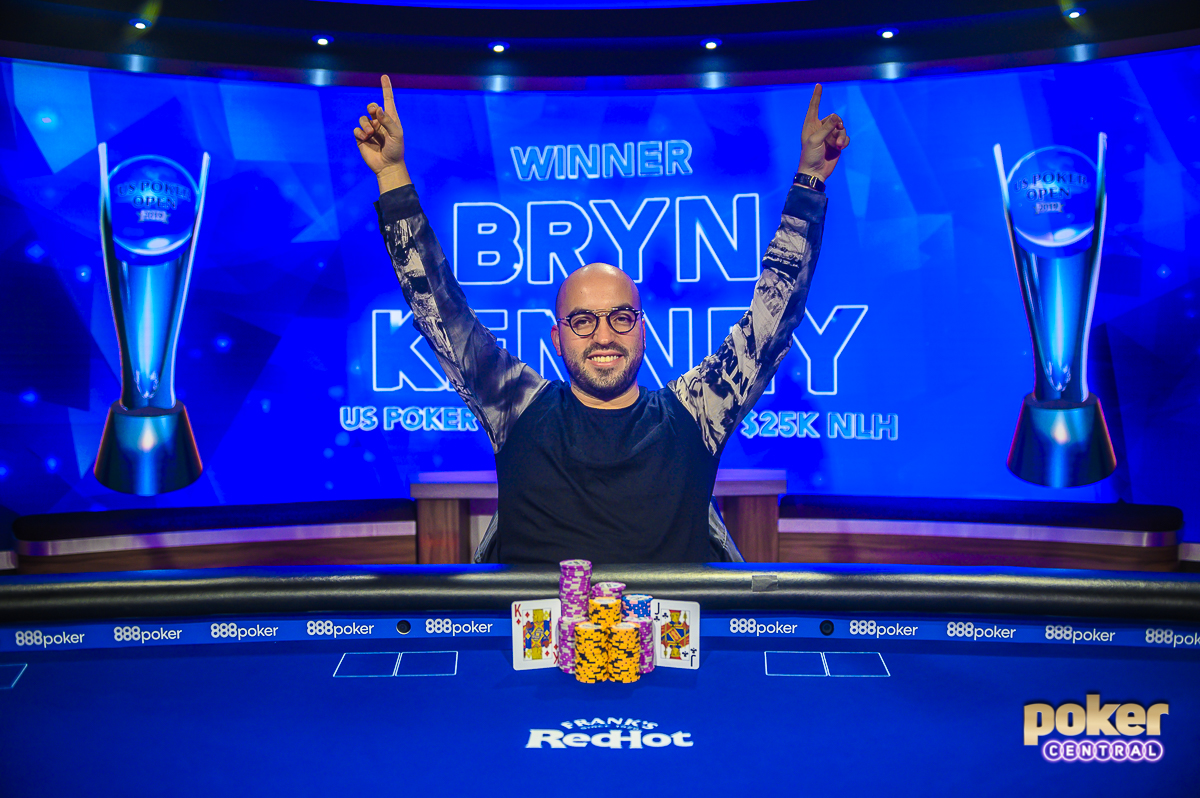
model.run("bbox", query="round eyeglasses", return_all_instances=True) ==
[557,308,643,337]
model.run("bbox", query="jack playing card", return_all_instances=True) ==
[651,599,700,669]
[511,598,561,670]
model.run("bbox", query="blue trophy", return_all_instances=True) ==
[994,135,1116,487]
[94,144,210,495]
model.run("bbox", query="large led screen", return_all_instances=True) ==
[0,48,1197,540]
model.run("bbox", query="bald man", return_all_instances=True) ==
[356,76,848,564]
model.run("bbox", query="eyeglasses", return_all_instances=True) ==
[556,307,644,337]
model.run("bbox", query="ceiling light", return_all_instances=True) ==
[129,18,149,30]
[1065,7,1086,19]
[313,35,333,46]
[702,38,721,50]
[490,41,508,53]
[878,28,897,39]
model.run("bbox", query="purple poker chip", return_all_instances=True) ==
[633,617,655,673]
[560,559,591,573]
[559,559,593,618]
[591,581,626,599]
[557,616,581,674]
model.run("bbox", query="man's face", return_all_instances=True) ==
[551,265,645,402]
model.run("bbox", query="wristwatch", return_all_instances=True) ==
[793,172,826,193]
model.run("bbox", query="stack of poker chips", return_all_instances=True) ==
[555,564,657,683]
[578,596,622,683]
[621,593,655,674]
[608,622,641,683]
[636,620,654,673]
[559,560,593,619]
[621,593,652,619]
[557,560,593,674]
[591,581,626,599]
[573,623,608,683]
[584,596,642,683]
[588,596,622,627]
[557,617,578,675]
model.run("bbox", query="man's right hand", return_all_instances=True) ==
[354,75,412,195]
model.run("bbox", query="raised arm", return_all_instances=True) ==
[669,84,850,454]
[356,76,548,452]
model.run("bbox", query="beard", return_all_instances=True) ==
[563,340,644,401]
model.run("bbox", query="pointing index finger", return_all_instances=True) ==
[381,74,398,121]
[805,83,823,125]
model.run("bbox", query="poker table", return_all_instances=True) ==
[2,564,1199,796]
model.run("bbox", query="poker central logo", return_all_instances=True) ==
[1024,695,1168,763]
[527,718,694,749]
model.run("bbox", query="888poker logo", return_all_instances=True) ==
[1024,695,1169,763]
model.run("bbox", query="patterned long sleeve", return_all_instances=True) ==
[376,185,548,453]
[668,183,826,455]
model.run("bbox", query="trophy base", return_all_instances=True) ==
[94,401,203,496]
[1007,393,1117,488]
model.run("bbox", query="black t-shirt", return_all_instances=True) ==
[495,382,717,564]
[375,182,826,564]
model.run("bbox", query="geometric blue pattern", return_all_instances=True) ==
[11,62,96,174]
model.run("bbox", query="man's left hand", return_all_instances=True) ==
[797,83,850,182]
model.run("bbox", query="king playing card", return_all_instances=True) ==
[510,598,561,670]
[651,599,701,669]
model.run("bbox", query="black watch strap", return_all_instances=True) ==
[793,172,826,193]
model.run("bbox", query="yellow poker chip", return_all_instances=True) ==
[570,605,646,684]
[605,621,640,681]
[588,597,621,627]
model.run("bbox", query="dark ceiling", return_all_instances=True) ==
[2,0,1198,77]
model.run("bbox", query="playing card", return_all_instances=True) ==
[511,598,561,670]
[651,599,700,669]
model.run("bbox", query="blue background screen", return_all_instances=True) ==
[1,48,1197,538]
